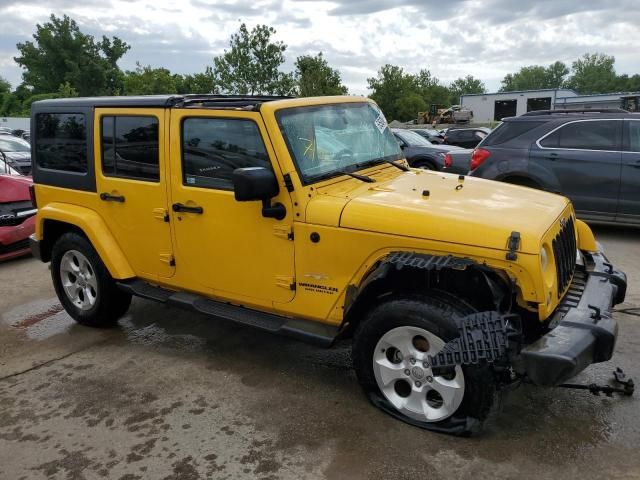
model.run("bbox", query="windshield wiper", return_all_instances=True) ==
[341,170,375,183]
[383,159,410,171]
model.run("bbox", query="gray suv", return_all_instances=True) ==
[469,109,640,225]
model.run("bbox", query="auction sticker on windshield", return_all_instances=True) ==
[374,112,388,133]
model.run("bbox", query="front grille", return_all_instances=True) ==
[549,269,586,328]
[0,238,30,255]
[552,216,577,299]
[0,200,35,226]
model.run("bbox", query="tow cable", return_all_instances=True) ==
[558,368,635,397]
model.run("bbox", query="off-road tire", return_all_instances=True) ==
[352,291,496,435]
[51,232,131,327]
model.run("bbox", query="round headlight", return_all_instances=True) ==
[540,246,549,271]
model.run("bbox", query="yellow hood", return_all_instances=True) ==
[308,170,569,254]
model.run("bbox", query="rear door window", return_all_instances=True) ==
[101,116,160,181]
[540,120,620,151]
[482,121,543,146]
[35,113,87,172]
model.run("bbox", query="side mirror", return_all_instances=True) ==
[232,167,286,220]
[232,167,279,201]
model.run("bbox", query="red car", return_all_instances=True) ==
[0,173,36,261]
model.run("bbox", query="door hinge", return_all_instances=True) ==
[275,275,296,290]
[273,224,294,241]
[283,173,294,192]
[153,208,170,223]
[159,253,175,267]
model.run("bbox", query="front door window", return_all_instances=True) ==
[181,118,272,190]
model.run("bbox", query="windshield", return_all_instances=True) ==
[276,102,402,183]
[0,136,31,152]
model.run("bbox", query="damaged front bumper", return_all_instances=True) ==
[516,248,627,386]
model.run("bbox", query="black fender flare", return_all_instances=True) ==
[344,251,510,321]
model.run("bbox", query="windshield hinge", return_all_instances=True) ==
[506,231,521,261]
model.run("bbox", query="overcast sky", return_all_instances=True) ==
[1,0,639,94]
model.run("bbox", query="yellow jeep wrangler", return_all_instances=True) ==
[29,95,627,435]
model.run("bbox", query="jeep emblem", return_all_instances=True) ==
[411,366,424,379]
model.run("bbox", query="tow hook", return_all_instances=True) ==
[558,368,635,397]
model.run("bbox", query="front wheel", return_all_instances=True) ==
[51,232,131,327]
[352,293,496,435]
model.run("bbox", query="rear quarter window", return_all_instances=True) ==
[540,120,619,150]
[482,121,544,146]
[35,113,87,172]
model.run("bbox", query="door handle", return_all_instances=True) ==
[546,153,559,161]
[172,202,204,214]
[633,161,640,169]
[99,192,125,203]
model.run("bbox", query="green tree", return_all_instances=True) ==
[0,76,10,94]
[394,93,427,122]
[294,52,348,97]
[566,53,617,94]
[0,94,18,116]
[546,61,570,89]
[123,63,178,95]
[500,61,569,92]
[449,75,485,104]
[99,36,131,95]
[57,81,78,97]
[176,67,216,94]
[615,73,640,92]
[367,64,420,121]
[213,23,295,95]
[416,69,450,108]
[14,14,130,96]
[368,65,453,121]
[1,84,30,116]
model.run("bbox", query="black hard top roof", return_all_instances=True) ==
[33,94,293,109]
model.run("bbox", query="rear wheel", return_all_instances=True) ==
[352,292,495,434]
[51,232,131,327]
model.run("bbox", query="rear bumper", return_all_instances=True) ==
[517,249,627,386]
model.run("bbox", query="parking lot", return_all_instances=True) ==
[0,225,638,480]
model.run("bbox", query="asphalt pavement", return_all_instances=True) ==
[0,225,639,480]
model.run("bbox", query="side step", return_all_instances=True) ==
[117,279,338,347]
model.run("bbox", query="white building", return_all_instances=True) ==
[460,89,640,123]
[0,116,29,131]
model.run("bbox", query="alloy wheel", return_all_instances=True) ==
[372,326,465,422]
[59,250,98,311]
